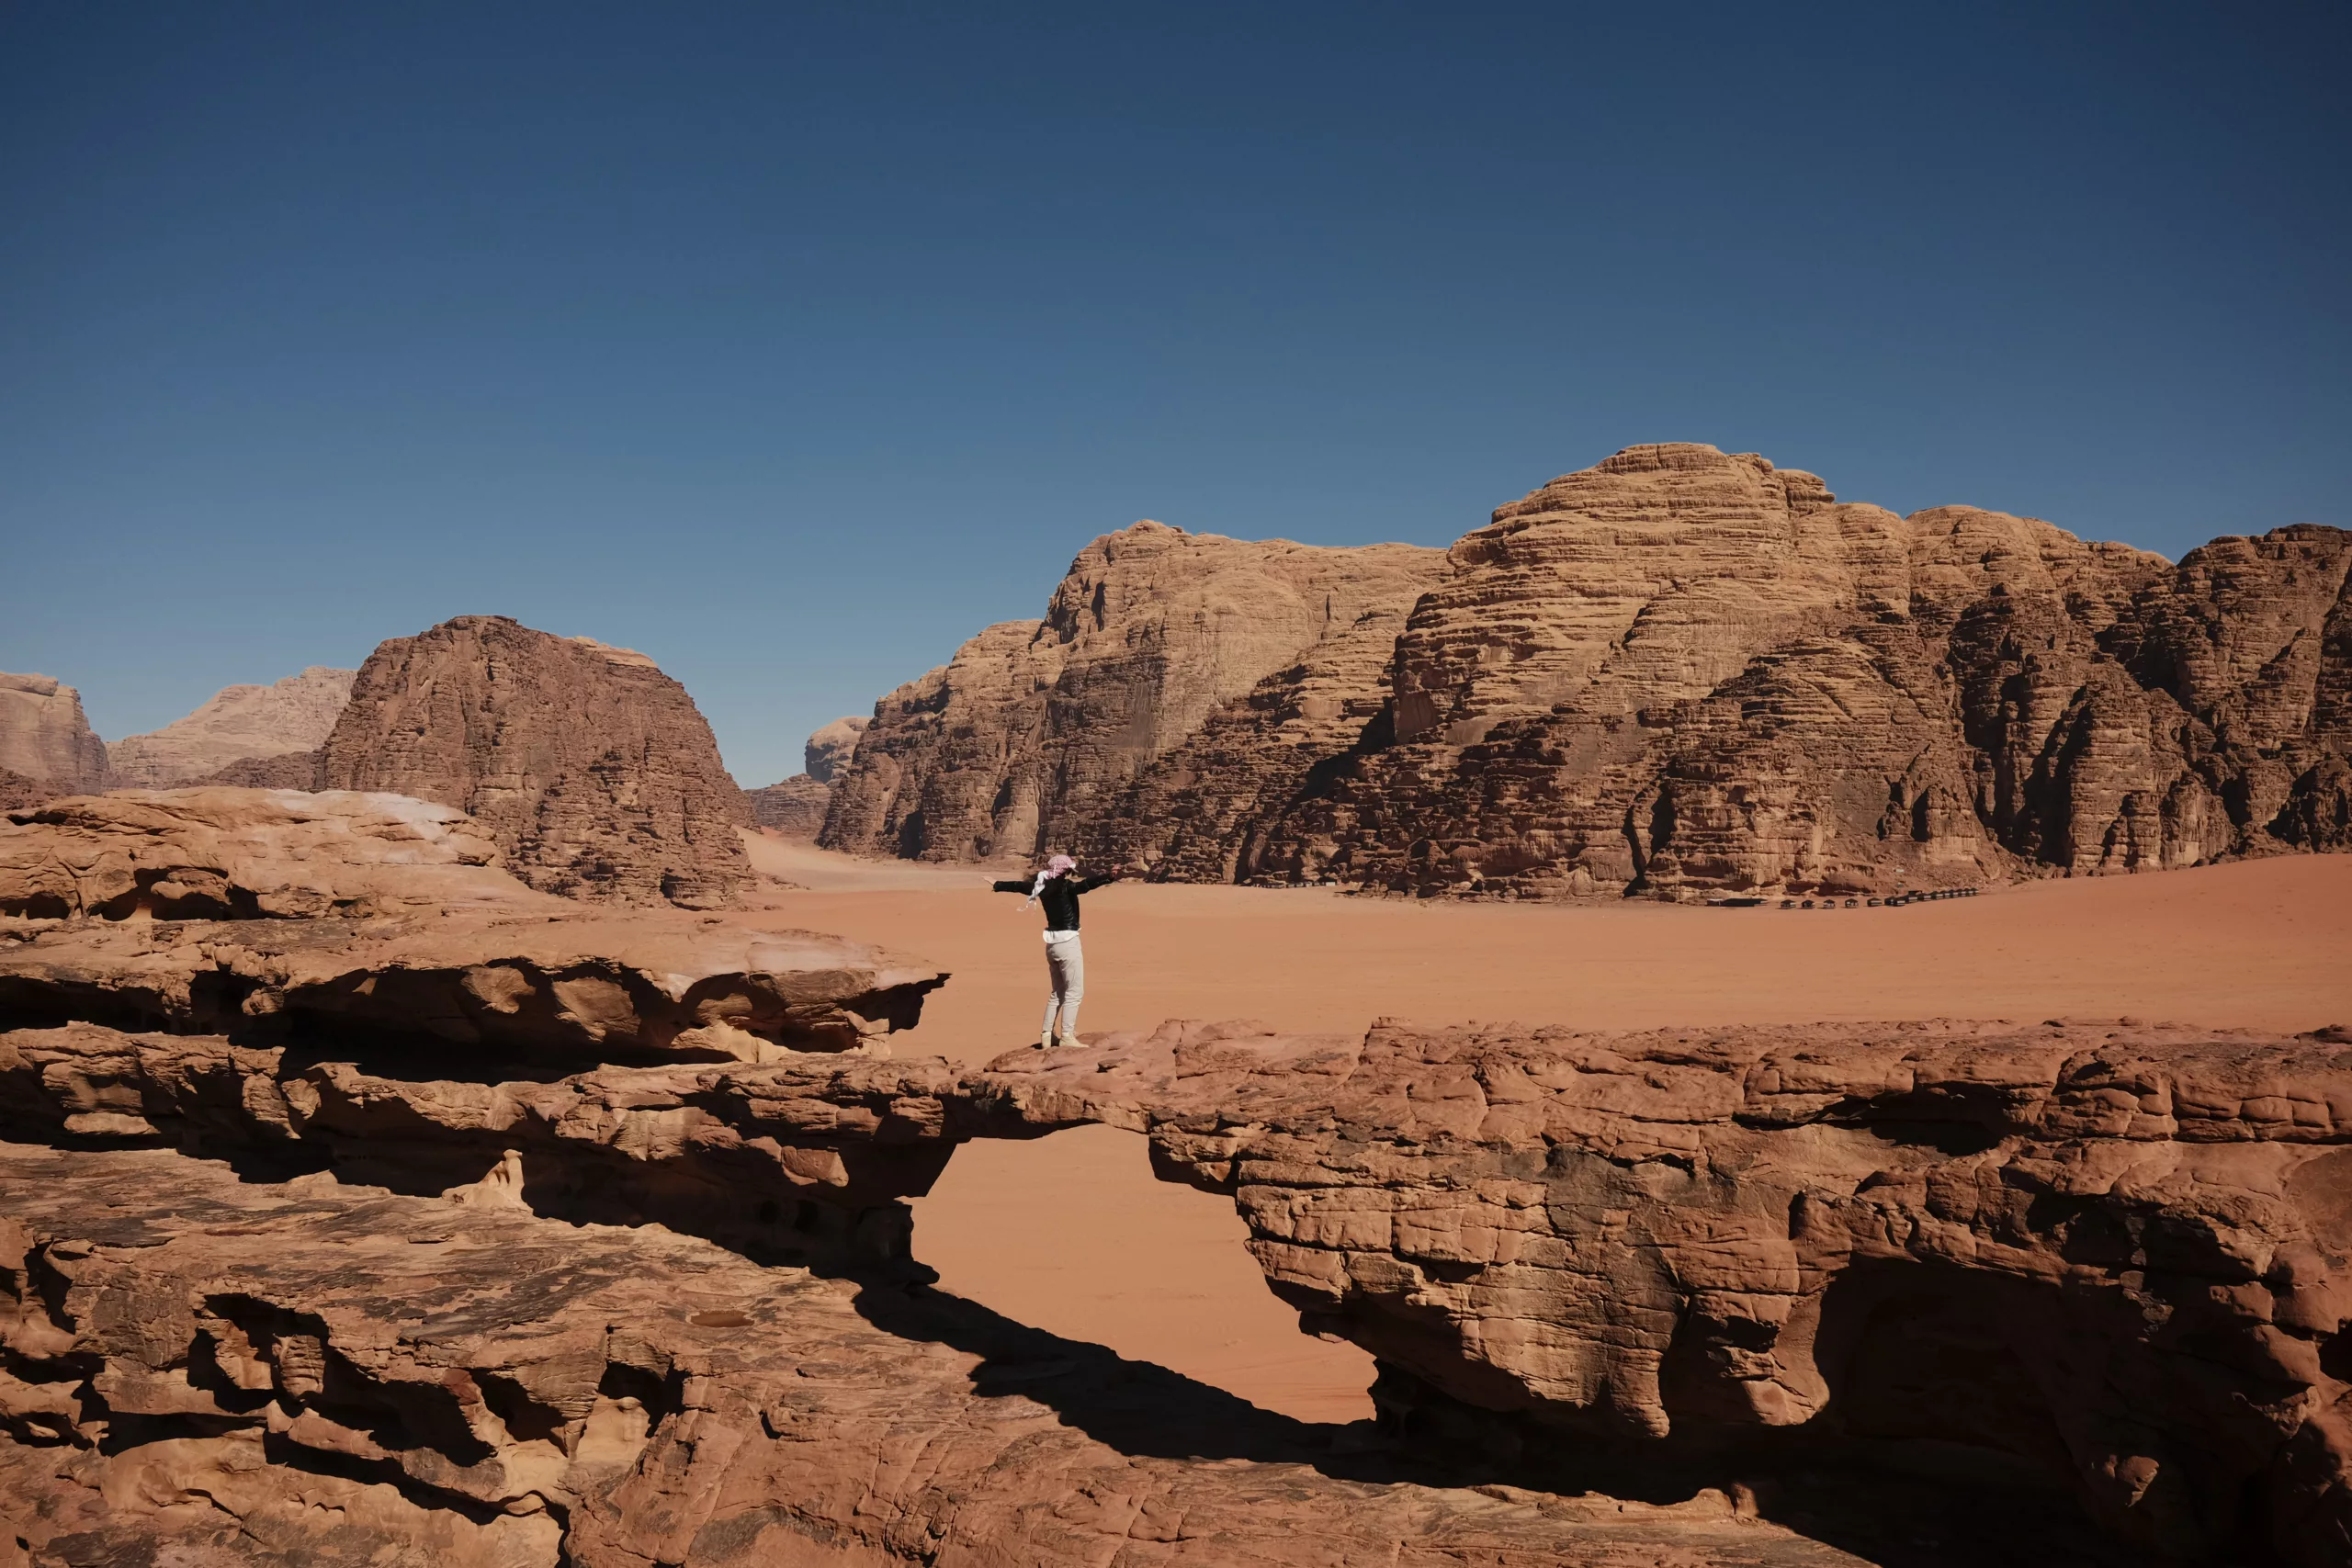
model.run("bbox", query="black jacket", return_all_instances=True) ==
[993,872,1117,931]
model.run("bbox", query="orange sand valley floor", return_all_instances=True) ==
[740,836,2352,1423]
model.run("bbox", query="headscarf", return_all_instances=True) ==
[1024,853,1077,907]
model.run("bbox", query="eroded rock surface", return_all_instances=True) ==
[0,675,107,795]
[0,789,522,920]
[0,1144,1864,1568]
[821,522,1449,862]
[106,667,355,787]
[1256,448,2350,897]
[0,789,943,1058]
[0,1023,967,1271]
[743,773,832,836]
[981,1017,2352,1565]
[322,616,751,908]
[805,715,869,784]
[746,717,873,838]
[836,446,2349,897]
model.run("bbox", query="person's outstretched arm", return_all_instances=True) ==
[1071,873,1121,895]
[991,879,1032,894]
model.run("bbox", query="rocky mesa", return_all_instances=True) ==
[820,521,1450,863]
[322,615,752,908]
[830,446,2350,898]
[0,675,108,799]
[105,667,355,788]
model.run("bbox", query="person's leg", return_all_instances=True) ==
[1040,943,1065,1045]
[1056,939,1085,1042]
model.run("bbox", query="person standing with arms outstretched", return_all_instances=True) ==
[994,853,1120,1048]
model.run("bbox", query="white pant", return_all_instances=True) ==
[1041,931,1084,1037]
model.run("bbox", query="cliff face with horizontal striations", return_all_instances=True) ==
[1254,446,2350,897]
[743,716,871,837]
[321,616,752,908]
[833,446,2347,897]
[105,667,355,787]
[820,522,1450,863]
[0,673,108,795]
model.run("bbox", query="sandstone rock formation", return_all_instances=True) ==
[982,1017,2352,1565]
[806,714,869,784]
[0,674,107,795]
[181,748,327,789]
[0,789,943,1059]
[0,1144,1862,1568]
[0,768,49,814]
[105,667,355,787]
[821,522,1449,863]
[0,789,1892,1568]
[746,718,873,838]
[0,763,2336,1562]
[743,773,831,835]
[836,447,2348,897]
[322,616,751,908]
[1255,447,2350,897]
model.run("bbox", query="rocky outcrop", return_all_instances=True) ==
[0,793,1884,1568]
[0,1023,971,1272]
[0,789,943,1060]
[0,674,107,795]
[743,773,831,835]
[322,617,751,908]
[0,1144,1863,1568]
[182,748,327,789]
[0,789,519,920]
[805,715,869,784]
[0,768,50,814]
[1250,446,2349,897]
[837,447,2347,897]
[981,1017,2352,1565]
[745,716,874,837]
[105,667,354,787]
[821,523,1450,863]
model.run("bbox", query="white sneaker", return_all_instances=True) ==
[1054,1032,1081,1049]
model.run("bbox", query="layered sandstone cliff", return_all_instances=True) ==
[322,616,751,907]
[820,523,1450,862]
[105,666,354,787]
[0,673,107,795]
[842,446,2346,897]
[1257,449,2349,897]
[744,716,870,837]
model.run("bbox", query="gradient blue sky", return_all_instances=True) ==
[4,2,2346,785]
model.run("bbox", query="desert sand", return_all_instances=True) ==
[741,831,2352,1423]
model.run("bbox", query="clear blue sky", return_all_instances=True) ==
[4,2,2345,785]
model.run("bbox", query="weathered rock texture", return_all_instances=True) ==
[0,789,943,1059]
[820,523,1449,863]
[743,774,831,836]
[835,447,2349,897]
[0,768,50,815]
[0,675,107,795]
[105,667,355,787]
[981,1018,2352,1565]
[806,715,869,784]
[0,789,520,920]
[1251,446,2351,897]
[183,748,327,790]
[0,1143,1862,1568]
[322,617,751,908]
[0,1023,969,1273]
